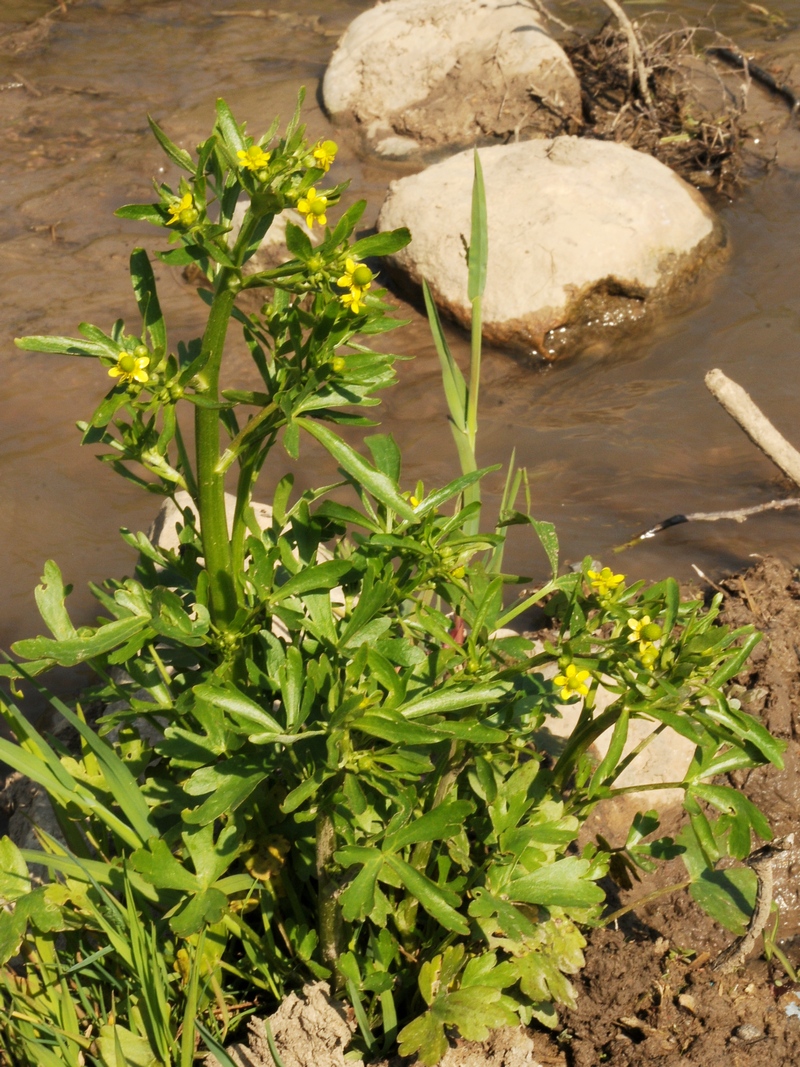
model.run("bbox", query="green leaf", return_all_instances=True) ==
[365,433,401,482]
[98,1024,160,1067]
[399,682,513,720]
[397,1011,449,1067]
[182,766,269,826]
[130,838,199,892]
[350,228,411,259]
[271,560,352,603]
[338,851,384,922]
[507,857,604,908]
[532,520,559,579]
[12,615,151,667]
[14,334,113,358]
[130,248,167,354]
[215,97,246,155]
[0,837,30,903]
[468,888,536,940]
[689,867,757,936]
[115,203,165,225]
[387,800,475,851]
[384,855,468,934]
[34,560,76,641]
[412,466,498,519]
[285,221,312,260]
[194,682,283,735]
[298,418,416,520]
[423,279,467,430]
[467,151,487,302]
[147,114,194,172]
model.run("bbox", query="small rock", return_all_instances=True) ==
[323,0,580,153]
[732,1022,764,1042]
[377,137,725,355]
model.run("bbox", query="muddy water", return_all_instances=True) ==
[1,0,799,663]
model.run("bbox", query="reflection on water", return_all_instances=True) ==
[1,0,799,660]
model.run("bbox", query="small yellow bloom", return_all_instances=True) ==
[337,258,373,292]
[588,566,625,597]
[166,192,197,227]
[340,288,367,313]
[410,496,420,507]
[553,663,591,702]
[237,144,271,172]
[627,615,651,644]
[312,139,338,172]
[109,350,150,385]
[296,188,328,229]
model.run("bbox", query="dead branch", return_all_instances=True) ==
[615,497,800,551]
[598,0,655,110]
[705,368,800,488]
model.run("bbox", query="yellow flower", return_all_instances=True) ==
[166,192,197,227]
[337,257,373,292]
[237,144,271,172]
[297,188,328,229]
[312,139,338,172]
[588,566,625,597]
[109,350,149,385]
[340,288,367,313]
[626,615,651,644]
[553,664,591,702]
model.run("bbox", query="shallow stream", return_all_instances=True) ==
[1,0,799,663]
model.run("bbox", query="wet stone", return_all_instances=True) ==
[377,137,726,357]
[322,0,580,156]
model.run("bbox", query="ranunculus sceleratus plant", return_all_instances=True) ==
[0,94,785,1067]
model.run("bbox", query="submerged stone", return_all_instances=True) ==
[322,0,581,156]
[377,137,726,356]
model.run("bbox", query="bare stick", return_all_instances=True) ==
[598,0,655,110]
[706,368,800,488]
[524,0,575,34]
[615,497,800,551]
[711,837,792,974]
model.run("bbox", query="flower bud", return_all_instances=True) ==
[133,345,149,360]
[179,207,198,226]
[331,356,346,373]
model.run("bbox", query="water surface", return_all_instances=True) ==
[1,0,799,663]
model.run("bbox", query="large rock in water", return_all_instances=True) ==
[322,0,581,157]
[377,138,726,356]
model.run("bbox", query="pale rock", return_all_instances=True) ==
[377,137,725,355]
[535,657,695,813]
[323,0,581,153]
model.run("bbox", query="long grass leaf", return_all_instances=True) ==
[467,151,488,302]
[422,280,467,431]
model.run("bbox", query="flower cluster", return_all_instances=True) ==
[588,566,625,598]
[337,257,373,313]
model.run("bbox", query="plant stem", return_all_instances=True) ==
[316,808,343,986]
[599,880,691,927]
[466,294,481,454]
[194,272,238,628]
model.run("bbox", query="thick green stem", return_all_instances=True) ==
[195,274,238,628]
[466,294,482,452]
[316,808,343,988]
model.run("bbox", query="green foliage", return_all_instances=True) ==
[0,99,785,1067]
